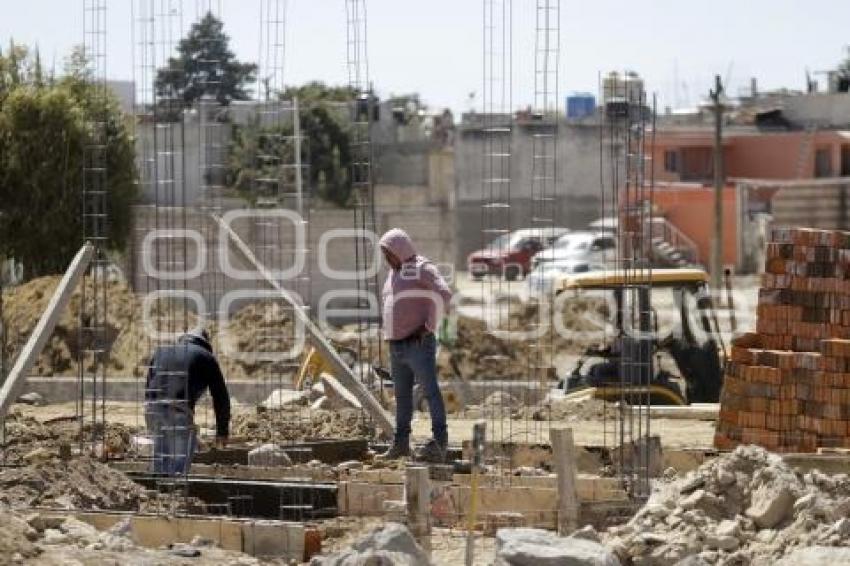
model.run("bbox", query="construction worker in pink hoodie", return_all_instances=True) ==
[377,228,453,462]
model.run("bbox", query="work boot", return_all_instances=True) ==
[377,442,411,460]
[415,439,447,464]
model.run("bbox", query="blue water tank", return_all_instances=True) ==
[566,93,596,119]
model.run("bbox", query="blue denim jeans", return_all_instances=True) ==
[144,403,197,475]
[389,333,447,445]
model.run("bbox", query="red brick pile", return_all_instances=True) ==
[715,227,850,453]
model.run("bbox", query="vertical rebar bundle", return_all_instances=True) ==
[481,0,513,471]
[600,74,655,501]
[525,0,560,442]
[345,0,382,394]
[79,0,110,456]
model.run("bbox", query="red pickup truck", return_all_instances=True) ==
[467,228,570,281]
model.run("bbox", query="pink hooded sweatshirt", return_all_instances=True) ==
[379,228,453,341]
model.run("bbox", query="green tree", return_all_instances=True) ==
[156,12,257,107]
[228,82,356,207]
[0,43,137,278]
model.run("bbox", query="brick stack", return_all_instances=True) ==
[715,227,850,453]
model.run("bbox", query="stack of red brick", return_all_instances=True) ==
[715,227,850,453]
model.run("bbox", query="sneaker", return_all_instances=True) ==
[376,442,411,460]
[415,439,447,463]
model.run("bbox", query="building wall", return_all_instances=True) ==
[453,119,606,264]
[651,185,739,267]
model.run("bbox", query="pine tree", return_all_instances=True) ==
[155,12,257,107]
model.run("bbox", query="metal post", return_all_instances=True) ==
[293,96,303,216]
[710,75,725,291]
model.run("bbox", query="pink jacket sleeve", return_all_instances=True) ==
[419,262,453,312]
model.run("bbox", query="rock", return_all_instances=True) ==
[312,523,428,566]
[42,529,69,545]
[673,555,710,566]
[170,543,202,557]
[793,493,817,513]
[60,517,100,543]
[678,475,705,495]
[16,392,45,406]
[833,517,850,537]
[715,519,739,538]
[777,546,850,565]
[261,389,308,409]
[705,534,738,551]
[336,460,363,473]
[247,444,293,467]
[746,485,795,529]
[351,523,429,562]
[22,447,53,464]
[572,525,601,543]
[25,513,64,532]
[496,528,621,566]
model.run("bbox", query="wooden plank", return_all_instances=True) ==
[550,428,580,535]
[213,214,394,436]
[0,244,94,422]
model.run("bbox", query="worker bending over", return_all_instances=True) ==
[378,228,453,463]
[144,327,230,475]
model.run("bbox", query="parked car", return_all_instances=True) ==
[467,227,570,281]
[531,231,617,270]
[526,259,605,296]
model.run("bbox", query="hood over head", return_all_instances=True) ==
[179,326,213,353]
[379,228,417,264]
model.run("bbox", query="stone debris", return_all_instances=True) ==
[310,522,430,566]
[16,392,46,406]
[232,406,373,442]
[495,527,621,566]
[0,456,146,510]
[605,444,850,565]
[0,509,264,565]
[247,443,293,467]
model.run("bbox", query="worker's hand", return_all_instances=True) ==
[214,436,228,449]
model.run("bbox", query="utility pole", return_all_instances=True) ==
[709,75,725,291]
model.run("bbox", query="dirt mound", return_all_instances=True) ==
[0,456,146,510]
[1,412,139,463]
[606,445,850,564]
[1,275,298,380]
[231,406,373,443]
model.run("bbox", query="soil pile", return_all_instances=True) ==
[1,412,139,463]
[231,406,373,443]
[0,457,146,510]
[606,445,850,565]
[1,275,298,380]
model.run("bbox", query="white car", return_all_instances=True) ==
[526,259,605,296]
[531,231,617,269]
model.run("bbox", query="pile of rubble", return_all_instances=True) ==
[1,412,138,463]
[0,509,262,565]
[0,456,147,511]
[231,406,373,443]
[605,445,850,565]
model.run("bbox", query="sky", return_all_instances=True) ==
[2,0,849,114]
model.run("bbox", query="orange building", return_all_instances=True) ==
[647,127,850,269]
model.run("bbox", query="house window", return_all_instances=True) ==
[841,145,850,177]
[664,150,679,173]
[815,147,833,178]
